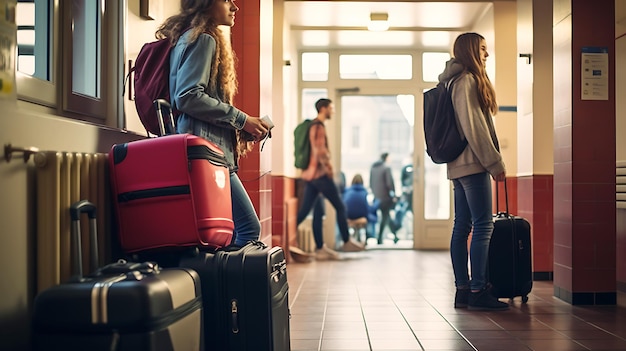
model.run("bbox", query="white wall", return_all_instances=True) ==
[124,0,179,135]
[517,0,554,177]
[472,3,519,177]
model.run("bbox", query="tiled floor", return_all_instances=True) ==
[286,246,626,351]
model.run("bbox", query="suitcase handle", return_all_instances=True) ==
[153,99,176,136]
[69,200,99,281]
[495,178,509,216]
[95,259,161,277]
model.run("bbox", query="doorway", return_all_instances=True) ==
[338,93,453,250]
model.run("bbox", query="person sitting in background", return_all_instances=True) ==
[343,174,378,242]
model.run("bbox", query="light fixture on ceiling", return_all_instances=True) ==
[368,12,389,32]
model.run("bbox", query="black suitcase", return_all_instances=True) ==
[488,180,533,303]
[179,241,290,351]
[32,200,204,351]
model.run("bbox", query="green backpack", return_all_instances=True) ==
[293,119,313,169]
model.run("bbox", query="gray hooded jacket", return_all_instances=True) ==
[438,59,505,180]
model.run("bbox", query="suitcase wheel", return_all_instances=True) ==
[522,295,529,303]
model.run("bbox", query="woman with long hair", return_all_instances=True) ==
[439,32,508,311]
[158,0,270,246]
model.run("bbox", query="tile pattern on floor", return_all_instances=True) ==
[286,249,626,351]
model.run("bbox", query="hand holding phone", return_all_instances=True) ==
[261,115,275,130]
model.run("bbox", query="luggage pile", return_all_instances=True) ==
[32,106,291,350]
[32,200,205,351]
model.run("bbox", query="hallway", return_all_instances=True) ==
[286,249,626,351]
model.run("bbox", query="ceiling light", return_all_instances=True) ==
[368,12,389,32]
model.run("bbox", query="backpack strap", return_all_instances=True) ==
[122,66,136,98]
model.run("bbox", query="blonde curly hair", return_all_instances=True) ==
[156,0,253,158]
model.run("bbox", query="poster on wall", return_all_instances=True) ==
[0,0,16,101]
[581,47,609,101]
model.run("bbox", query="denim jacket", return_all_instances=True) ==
[169,30,247,171]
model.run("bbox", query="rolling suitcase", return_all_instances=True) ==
[488,180,533,303]
[180,241,291,351]
[32,200,204,351]
[109,130,234,254]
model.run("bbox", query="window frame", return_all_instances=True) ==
[61,0,107,120]
[16,0,124,127]
[16,0,57,106]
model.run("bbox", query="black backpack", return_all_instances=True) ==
[423,78,467,164]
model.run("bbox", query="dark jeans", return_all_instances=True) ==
[376,197,397,242]
[310,195,325,249]
[450,172,494,291]
[297,175,350,249]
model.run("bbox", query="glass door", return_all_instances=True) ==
[338,93,453,249]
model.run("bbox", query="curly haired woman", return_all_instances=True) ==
[158,0,270,246]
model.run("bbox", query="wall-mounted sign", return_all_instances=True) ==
[581,47,609,101]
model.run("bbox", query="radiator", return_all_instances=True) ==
[34,151,110,293]
[296,218,316,253]
[617,161,626,209]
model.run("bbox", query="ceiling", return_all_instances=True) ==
[283,1,497,50]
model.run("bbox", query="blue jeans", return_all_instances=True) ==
[297,175,350,249]
[450,172,494,291]
[230,173,261,246]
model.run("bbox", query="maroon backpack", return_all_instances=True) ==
[129,38,179,136]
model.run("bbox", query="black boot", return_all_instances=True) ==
[454,288,470,308]
[468,285,509,311]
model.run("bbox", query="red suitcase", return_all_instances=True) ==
[109,133,234,253]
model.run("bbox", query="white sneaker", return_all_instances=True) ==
[341,238,365,252]
[315,245,340,261]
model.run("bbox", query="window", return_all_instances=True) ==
[70,0,101,99]
[339,54,412,80]
[422,52,450,82]
[301,88,328,120]
[16,0,121,124]
[16,0,55,105]
[351,125,360,149]
[62,0,107,119]
[340,94,414,187]
[301,52,329,81]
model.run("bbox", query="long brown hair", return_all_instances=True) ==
[156,0,253,157]
[453,33,498,115]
